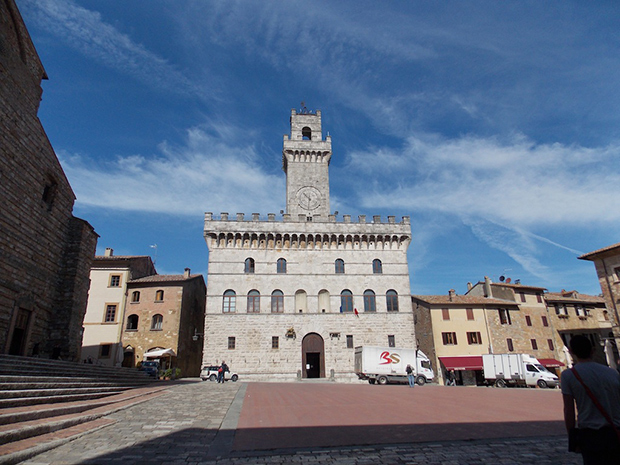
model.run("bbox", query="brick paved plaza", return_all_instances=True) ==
[19,380,581,465]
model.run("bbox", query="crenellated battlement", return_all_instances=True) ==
[205,212,410,225]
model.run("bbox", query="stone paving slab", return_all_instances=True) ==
[17,380,582,465]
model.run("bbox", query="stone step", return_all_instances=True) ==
[0,383,165,426]
[0,386,132,400]
[0,385,169,464]
[0,366,152,381]
[0,379,143,390]
[0,391,121,409]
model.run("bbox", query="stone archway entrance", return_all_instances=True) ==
[302,333,325,378]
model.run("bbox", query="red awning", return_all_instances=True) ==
[439,356,483,371]
[537,358,565,368]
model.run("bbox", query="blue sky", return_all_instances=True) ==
[18,0,620,296]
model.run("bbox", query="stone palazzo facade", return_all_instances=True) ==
[203,109,414,381]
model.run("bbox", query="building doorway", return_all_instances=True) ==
[122,346,135,368]
[302,333,325,378]
[9,308,32,356]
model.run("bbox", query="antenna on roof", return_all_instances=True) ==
[150,244,158,266]
[499,276,505,282]
[506,278,512,284]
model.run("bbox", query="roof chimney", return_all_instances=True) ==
[448,289,456,301]
[467,282,472,292]
[104,248,113,257]
[184,268,191,278]
[483,276,492,298]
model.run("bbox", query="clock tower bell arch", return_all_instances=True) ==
[282,107,332,219]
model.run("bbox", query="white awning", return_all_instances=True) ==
[143,348,176,358]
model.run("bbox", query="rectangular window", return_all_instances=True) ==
[100,344,111,358]
[531,339,538,350]
[109,275,121,287]
[467,331,482,345]
[442,308,450,320]
[519,292,526,303]
[548,339,554,350]
[442,332,458,345]
[228,337,236,350]
[104,304,117,322]
[525,315,532,326]
[499,309,512,325]
[388,335,395,347]
[466,308,474,320]
[536,293,543,303]
[575,305,584,317]
[507,338,514,352]
[346,335,354,349]
[272,336,279,349]
[541,316,549,327]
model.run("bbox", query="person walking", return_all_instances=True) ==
[561,335,620,465]
[217,361,229,383]
[406,364,415,388]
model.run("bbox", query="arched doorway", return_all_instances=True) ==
[122,345,135,368]
[302,333,325,378]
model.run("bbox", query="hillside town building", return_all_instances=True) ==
[414,277,611,385]
[579,242,620,353]
[203,108,415,381]
[1,0,97,360]
[81,249,156,366]
[122,269,206,377]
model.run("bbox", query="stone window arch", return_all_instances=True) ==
[340,289,353,313]
[318,289,330,313]
[126,314,139,330]
[386,289,399,312]
[335,259,345,274]
[244,257,255,274]
[295,289,307,313]
[223,290,236,313]
[302,126,312,140]
[151,314,163,330]
[247,289,260,313]
[372,259,382,274]
[363,290,376,312]
[277,258,287,274]
[271,290,284,313]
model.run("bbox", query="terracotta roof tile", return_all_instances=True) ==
[579,242,620,260]
[544,292,605,304]
[412,295,519,307]
[490,283,547,291]
[128,274,202,284]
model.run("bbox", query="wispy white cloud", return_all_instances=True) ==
[351,134,620,226]
[19,0,207,100]
[59,124,285,215]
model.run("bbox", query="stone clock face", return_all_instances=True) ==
[296,186,321,210]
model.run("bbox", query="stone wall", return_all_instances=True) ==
[0,0,97,359]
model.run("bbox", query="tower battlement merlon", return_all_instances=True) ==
[205,212,410,226]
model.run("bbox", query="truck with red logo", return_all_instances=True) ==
[354,346,435,385]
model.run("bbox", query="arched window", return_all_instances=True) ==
[363,290,376,312]
[277,258,287,274]
[295,289,307,312]
[126,314,139,330]
[318,289,330,313]
[271,290,284,313]
[155,290,164,301]
[386,290,399,312]
[340,289,353,313]
[247,290,260,313]
[244,258,255,274]
[131,291,140,303]
[151,314,163,330]
[223,290,236,313]
[335,259,345,274]
[372,259,383,274]
[302,126,312,140]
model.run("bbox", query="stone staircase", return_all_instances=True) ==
[0,355,169,464]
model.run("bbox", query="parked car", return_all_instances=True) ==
[140,360,160,378]
[200,365,239,382]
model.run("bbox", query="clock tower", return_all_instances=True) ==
[283,107,331,219]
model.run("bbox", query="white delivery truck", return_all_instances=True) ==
[482,353,559,388]
[354,346,435,385]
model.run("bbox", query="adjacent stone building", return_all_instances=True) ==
[579,243,620,352]
[81,249,156,366]
[122,270,206,377]
[203,108,415,381]
[1,0,97,360]
[412,291,520,385]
